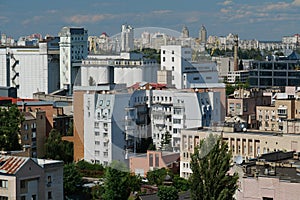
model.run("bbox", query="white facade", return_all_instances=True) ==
[161,45,219,89]
[83,90,132,166]
[59,27,88,90]
[80,85,222,166]
[0,38,60,98]
[81,52,158,87]
[161,45,192,89]
[121,24,134,52]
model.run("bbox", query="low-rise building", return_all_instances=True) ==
[129,150,180,177]
[180,128,300,179]
[0,155,63,200]
[237,151,300,200]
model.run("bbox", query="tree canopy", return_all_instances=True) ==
[157,185,178,200]
[102,161,141,200]
[44,129,73,163]
[0,104,24,151]
[63,163,83,196]
[189,134,238,200]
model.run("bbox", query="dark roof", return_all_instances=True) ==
[287,51,300,60]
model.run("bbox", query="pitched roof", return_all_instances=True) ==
[0,156,29,174]
[287,51,300,60]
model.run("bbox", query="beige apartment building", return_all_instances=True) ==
[180,128,300,179]
[227,88,271,129]
[257,89,300,133]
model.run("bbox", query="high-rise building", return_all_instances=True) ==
[58,27,88,92]
[199,25,207,43]
[181,25,189,38]
[121,24,134,52]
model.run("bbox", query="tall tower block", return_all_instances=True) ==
[233,34,239,71]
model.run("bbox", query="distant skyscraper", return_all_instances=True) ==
[58,27,88,92]
[121,24,134,52]
[182,25,189,38]
[199,25,207,43]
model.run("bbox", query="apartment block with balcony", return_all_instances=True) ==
[72,82,222,165]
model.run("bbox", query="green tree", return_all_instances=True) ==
[64,163,83,196]
[146,168,169,186]
[189,134,238,200]
[225,83,236,96]
[0,104,24,151]
[172,175,189,192]
[45,129,73,163]
[102,161,141,200]
[157,185,178,200]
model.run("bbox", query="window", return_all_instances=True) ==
[21,196,26,200]
[0,180,8,188]
[95,141,100,145]
[172,66,174,71]
[172,50,174,54]
[163,50,165,54]
[31,195,36,200]
[149,154,153,167]
[172,57,174,62]
[47,176,52,184]
[173,119,181,124]
[20,180,26,188]
[229,103,234,112]
[24,124,28,130]
[95,131,100,136]
[95,151,100,156]
[0,197,8,200]
[163,57,165,62]
[48,191,52,200]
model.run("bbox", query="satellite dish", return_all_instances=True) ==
[235,155,243,165]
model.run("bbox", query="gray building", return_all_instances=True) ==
[249,52,300,88]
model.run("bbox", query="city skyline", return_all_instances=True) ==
[0,0,300,41]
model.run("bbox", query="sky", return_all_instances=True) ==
[0,0,300,41]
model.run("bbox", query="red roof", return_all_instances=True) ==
[129,82,167,90]
[0,156,28,174]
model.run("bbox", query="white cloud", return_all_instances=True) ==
[65,14,114,24]
[292,0,300,6]
[151,10,172,15]
[22,16,43,25]
[222,0,233,6]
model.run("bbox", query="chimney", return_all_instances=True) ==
[233,34,239,71]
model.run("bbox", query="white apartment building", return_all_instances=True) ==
[160,45,218,89]
[83,88,131,166]
[121,24,134,52]
[59,27,88,91]
[79,83,222,166]
[80,52,158,87]
[0,37,60,98]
